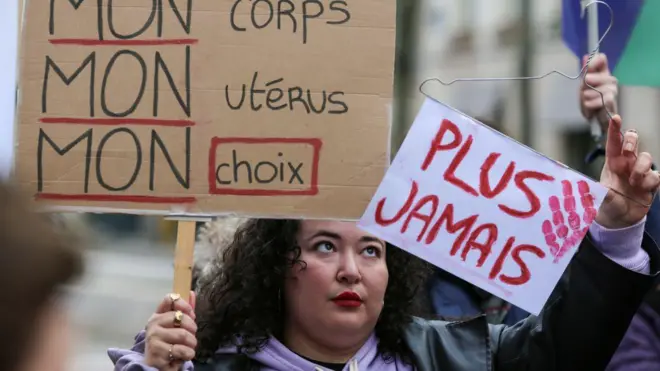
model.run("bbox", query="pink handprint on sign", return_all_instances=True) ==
[542,180,598,263]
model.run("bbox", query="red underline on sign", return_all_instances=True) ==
[49,38,199,46]
[35,193,197,204]
[39,117,195,127]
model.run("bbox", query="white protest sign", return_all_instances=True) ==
[358,98,608,315]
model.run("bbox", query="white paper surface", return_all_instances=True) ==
[359,98,608,315]
[0,0,19,179]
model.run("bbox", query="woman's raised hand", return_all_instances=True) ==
[144,292,197,371]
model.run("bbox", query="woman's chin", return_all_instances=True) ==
[324,311,373,333]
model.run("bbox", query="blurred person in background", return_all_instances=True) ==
[0,181,84,371]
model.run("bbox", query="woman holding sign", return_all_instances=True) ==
[110,114,660,370]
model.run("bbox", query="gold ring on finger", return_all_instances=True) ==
[169,293,181,311]
[173,310,183,328]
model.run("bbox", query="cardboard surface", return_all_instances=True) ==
[358,99,608,315]
[16,0,395,219]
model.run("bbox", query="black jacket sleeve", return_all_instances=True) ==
[491,232,660,371]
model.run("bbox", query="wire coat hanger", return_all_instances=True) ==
[417,0,657,208]
[420,1,614,122]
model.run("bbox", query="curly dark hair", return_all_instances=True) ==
[195,219,433,364]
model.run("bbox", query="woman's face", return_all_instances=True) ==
[283,220,388,350]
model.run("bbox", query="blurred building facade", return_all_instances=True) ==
[408,0,660,178]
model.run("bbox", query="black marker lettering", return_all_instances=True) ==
[214,150,308,187]
[226,84,246,110]
[288,87,310,113]
[158,0,193,37]
[307,89,326,114]
[302,0,323,44]
[107,0,157,39]
[230,0,246,32]
[224,73,348,114]
[288,162,304,184]
[277,0,297,32]
[50,0,104,40]
[250,72,265,111]
[42,53,96,116]
[149,128,190,191]
[216,164,231,185]
[233,149,253,184]
[37,129,93,193]
[96,128,142,191]
[251,0,274,29]
[101,50,147,117]
[278,152,284,182]
[227,0,349,44]
[266,78,287,110]
[255,161,278,183]
[154,46,191,117]
[327,0,350,25]
[328,91,348,114]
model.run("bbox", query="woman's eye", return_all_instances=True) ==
[315,242,335,253]
[363,246,379,257]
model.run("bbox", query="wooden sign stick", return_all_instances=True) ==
[168,215,213,302]
[173,220,197,301]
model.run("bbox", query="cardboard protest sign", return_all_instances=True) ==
[358,99,608,315]
[14,0,394,219]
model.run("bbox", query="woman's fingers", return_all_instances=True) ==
[583,53,609,72]
[149,326,198,350]
[155,293,195,319]
[144,293,199,370]
[149,311,197,334]
[633,152,660,192]
[583,73,616,89]
[189,290,196,311]
[144,315,198,369]
[640,170,660,193]
[146,338,196,370]
[630,152,653,187]
[622,129,639,156]
[582,89,615,103]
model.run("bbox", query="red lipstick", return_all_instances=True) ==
[332,291,362,308]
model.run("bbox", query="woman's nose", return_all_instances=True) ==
[336,252,361,284]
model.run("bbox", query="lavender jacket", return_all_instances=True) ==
[606,301,660,371]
